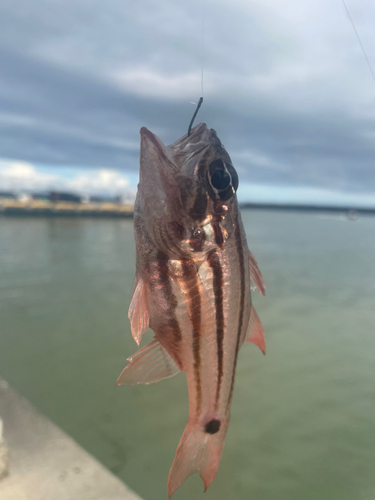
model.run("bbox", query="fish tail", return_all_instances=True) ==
[167,420,227,498]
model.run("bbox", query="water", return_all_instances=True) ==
[0,211,375,500]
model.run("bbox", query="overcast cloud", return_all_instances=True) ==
[0,0,375,201]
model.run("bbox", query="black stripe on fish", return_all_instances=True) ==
[149,252,182,364]
[207,250,224,410]
[212,202,226,248]
[211,219,224,247]
[181,259,202,415]
[189,189,208,222]
[227,221,245,411]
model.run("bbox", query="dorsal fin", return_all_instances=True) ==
[128,276,149,345]
[116,338,180,386]
[245,305,266,354]
[248,251,266,296]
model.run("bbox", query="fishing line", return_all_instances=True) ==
[188,97,203,136]
[187,0,205,136]
[201,0,205,97]
[341,0,375,86]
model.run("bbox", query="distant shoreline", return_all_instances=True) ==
[0,200,134,218]
[1,199,374,217]
[239,203,375,214]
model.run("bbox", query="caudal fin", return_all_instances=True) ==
[167,421,227,498]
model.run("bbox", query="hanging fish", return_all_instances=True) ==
[116,122,265,497]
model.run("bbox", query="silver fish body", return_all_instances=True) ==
[116,123,265,497]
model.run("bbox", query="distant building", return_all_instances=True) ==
[32,193,50,200]
[49,191,82,203]
[89,195,116,203]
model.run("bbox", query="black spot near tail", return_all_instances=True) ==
[205,419,221,435]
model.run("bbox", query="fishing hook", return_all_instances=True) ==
[188,97,203,137]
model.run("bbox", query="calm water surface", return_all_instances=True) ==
[0,210,375,500]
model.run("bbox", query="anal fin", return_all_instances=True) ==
[249,250,266,296]
[116,338,180,386]
[128,276,149,345]
[245,305,266,354]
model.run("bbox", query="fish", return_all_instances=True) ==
[116,123,266,497]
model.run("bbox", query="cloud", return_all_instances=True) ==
[112,68,208,99]
[0,159,133,196]
[66,169,130,194]
[0,0,375,199]
[0,160,58,191]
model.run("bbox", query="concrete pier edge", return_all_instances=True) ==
[0,379,143,500]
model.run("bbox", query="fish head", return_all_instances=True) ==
[137,123,239,254]
[171,123,239,222]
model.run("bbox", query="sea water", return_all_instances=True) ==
[0,210,374,500]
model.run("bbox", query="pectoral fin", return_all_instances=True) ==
[128,276,149,345]
[248,251,266,296]
[116,338,180,386]
[245,305,266,354]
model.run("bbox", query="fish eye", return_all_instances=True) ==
[207,159,238,201]
[211,169,231,190]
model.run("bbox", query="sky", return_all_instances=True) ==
[0,0,375,205]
